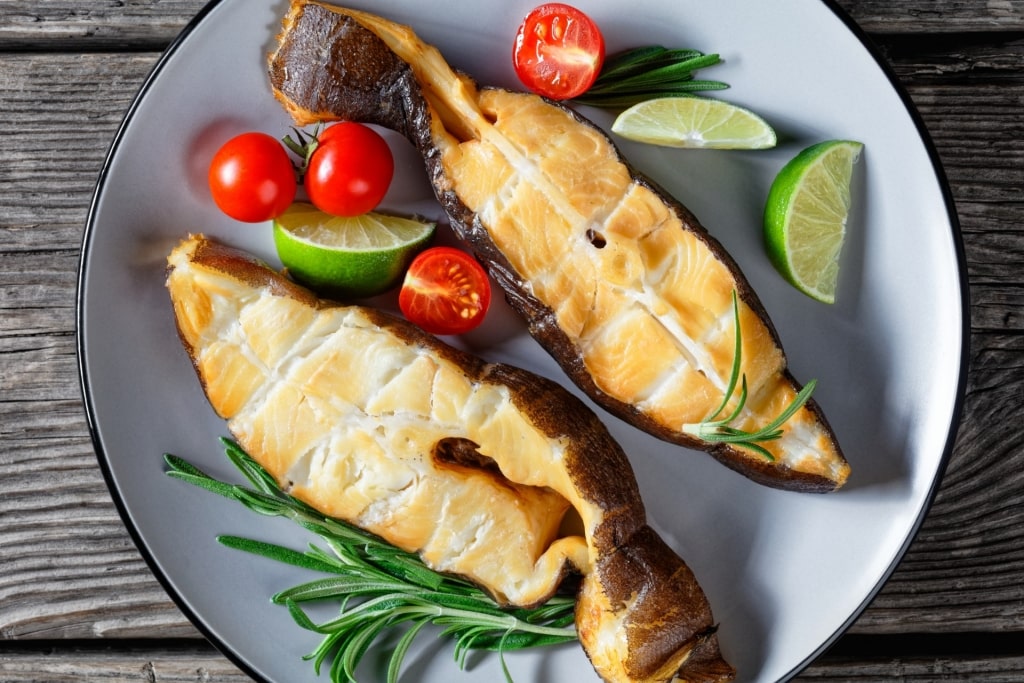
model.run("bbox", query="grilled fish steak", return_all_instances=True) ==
[268,1,850,492]
[167,234,734,683]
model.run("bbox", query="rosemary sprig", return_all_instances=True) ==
[165,438,577,683]
[682,291,817,460]
[574,45,729,109]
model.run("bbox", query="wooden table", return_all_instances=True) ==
[2,0,1021,680]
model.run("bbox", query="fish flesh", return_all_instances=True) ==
[268,0,851,492]
[167,234,734,683]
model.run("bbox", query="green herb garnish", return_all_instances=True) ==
[574,45,729,109]
[281,123,324,183]
[682,291,816,460]
[165,439,577,683]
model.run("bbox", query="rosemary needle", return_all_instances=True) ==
[165,439,577,683]
[682,291,816,460]
[575,45,729,109]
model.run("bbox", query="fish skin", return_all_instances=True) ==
[268,1,850,493]
[167,234,735,683]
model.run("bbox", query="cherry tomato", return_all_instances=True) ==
[208,132,296,222]
[399,247,492,336]
[305,122,394,217]
[512,3,605,100]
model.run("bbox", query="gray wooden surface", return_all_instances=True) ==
[2,0,1022,680]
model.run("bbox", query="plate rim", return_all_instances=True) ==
[75,0,971,681]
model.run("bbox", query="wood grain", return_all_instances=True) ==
[0,1,208,50]
[835,0,1024,32]
[2,646,1024,681]
[1,0,1022,680]
[0,645,250,681]
[0,0,1021,50]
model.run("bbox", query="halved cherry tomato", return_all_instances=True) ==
[399,247,492,336]
[305,122,394,217]
[208,132,297,222]
[512,3,605,100]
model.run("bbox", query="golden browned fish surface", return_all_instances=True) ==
[267,0,850,492]
[166,234,734,683]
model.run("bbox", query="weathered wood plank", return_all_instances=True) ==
[799,654,1024,681]
[835,0,1024,33]
[1,645,1024,681]
[0,645,249,681]
[0,1,208,50]
[879,34,1024,84]
[0,0,1021,52]
[900,85,1024,206]
[0,53,159,250]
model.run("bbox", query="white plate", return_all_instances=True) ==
[77,0,967,681]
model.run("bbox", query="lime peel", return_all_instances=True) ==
[763,140,863,304]
[273,202,435,299]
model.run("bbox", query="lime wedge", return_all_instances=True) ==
[273,202,435,298]
[763,140,863,304]
[610,97,777,149]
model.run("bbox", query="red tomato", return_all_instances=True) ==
[512,3,605,100]
[208,132,297,222]
[399,247,492,335]
[305,122,394,217]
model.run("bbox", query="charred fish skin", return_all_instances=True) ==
[167,234,734,683]
[268,1,849,494]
